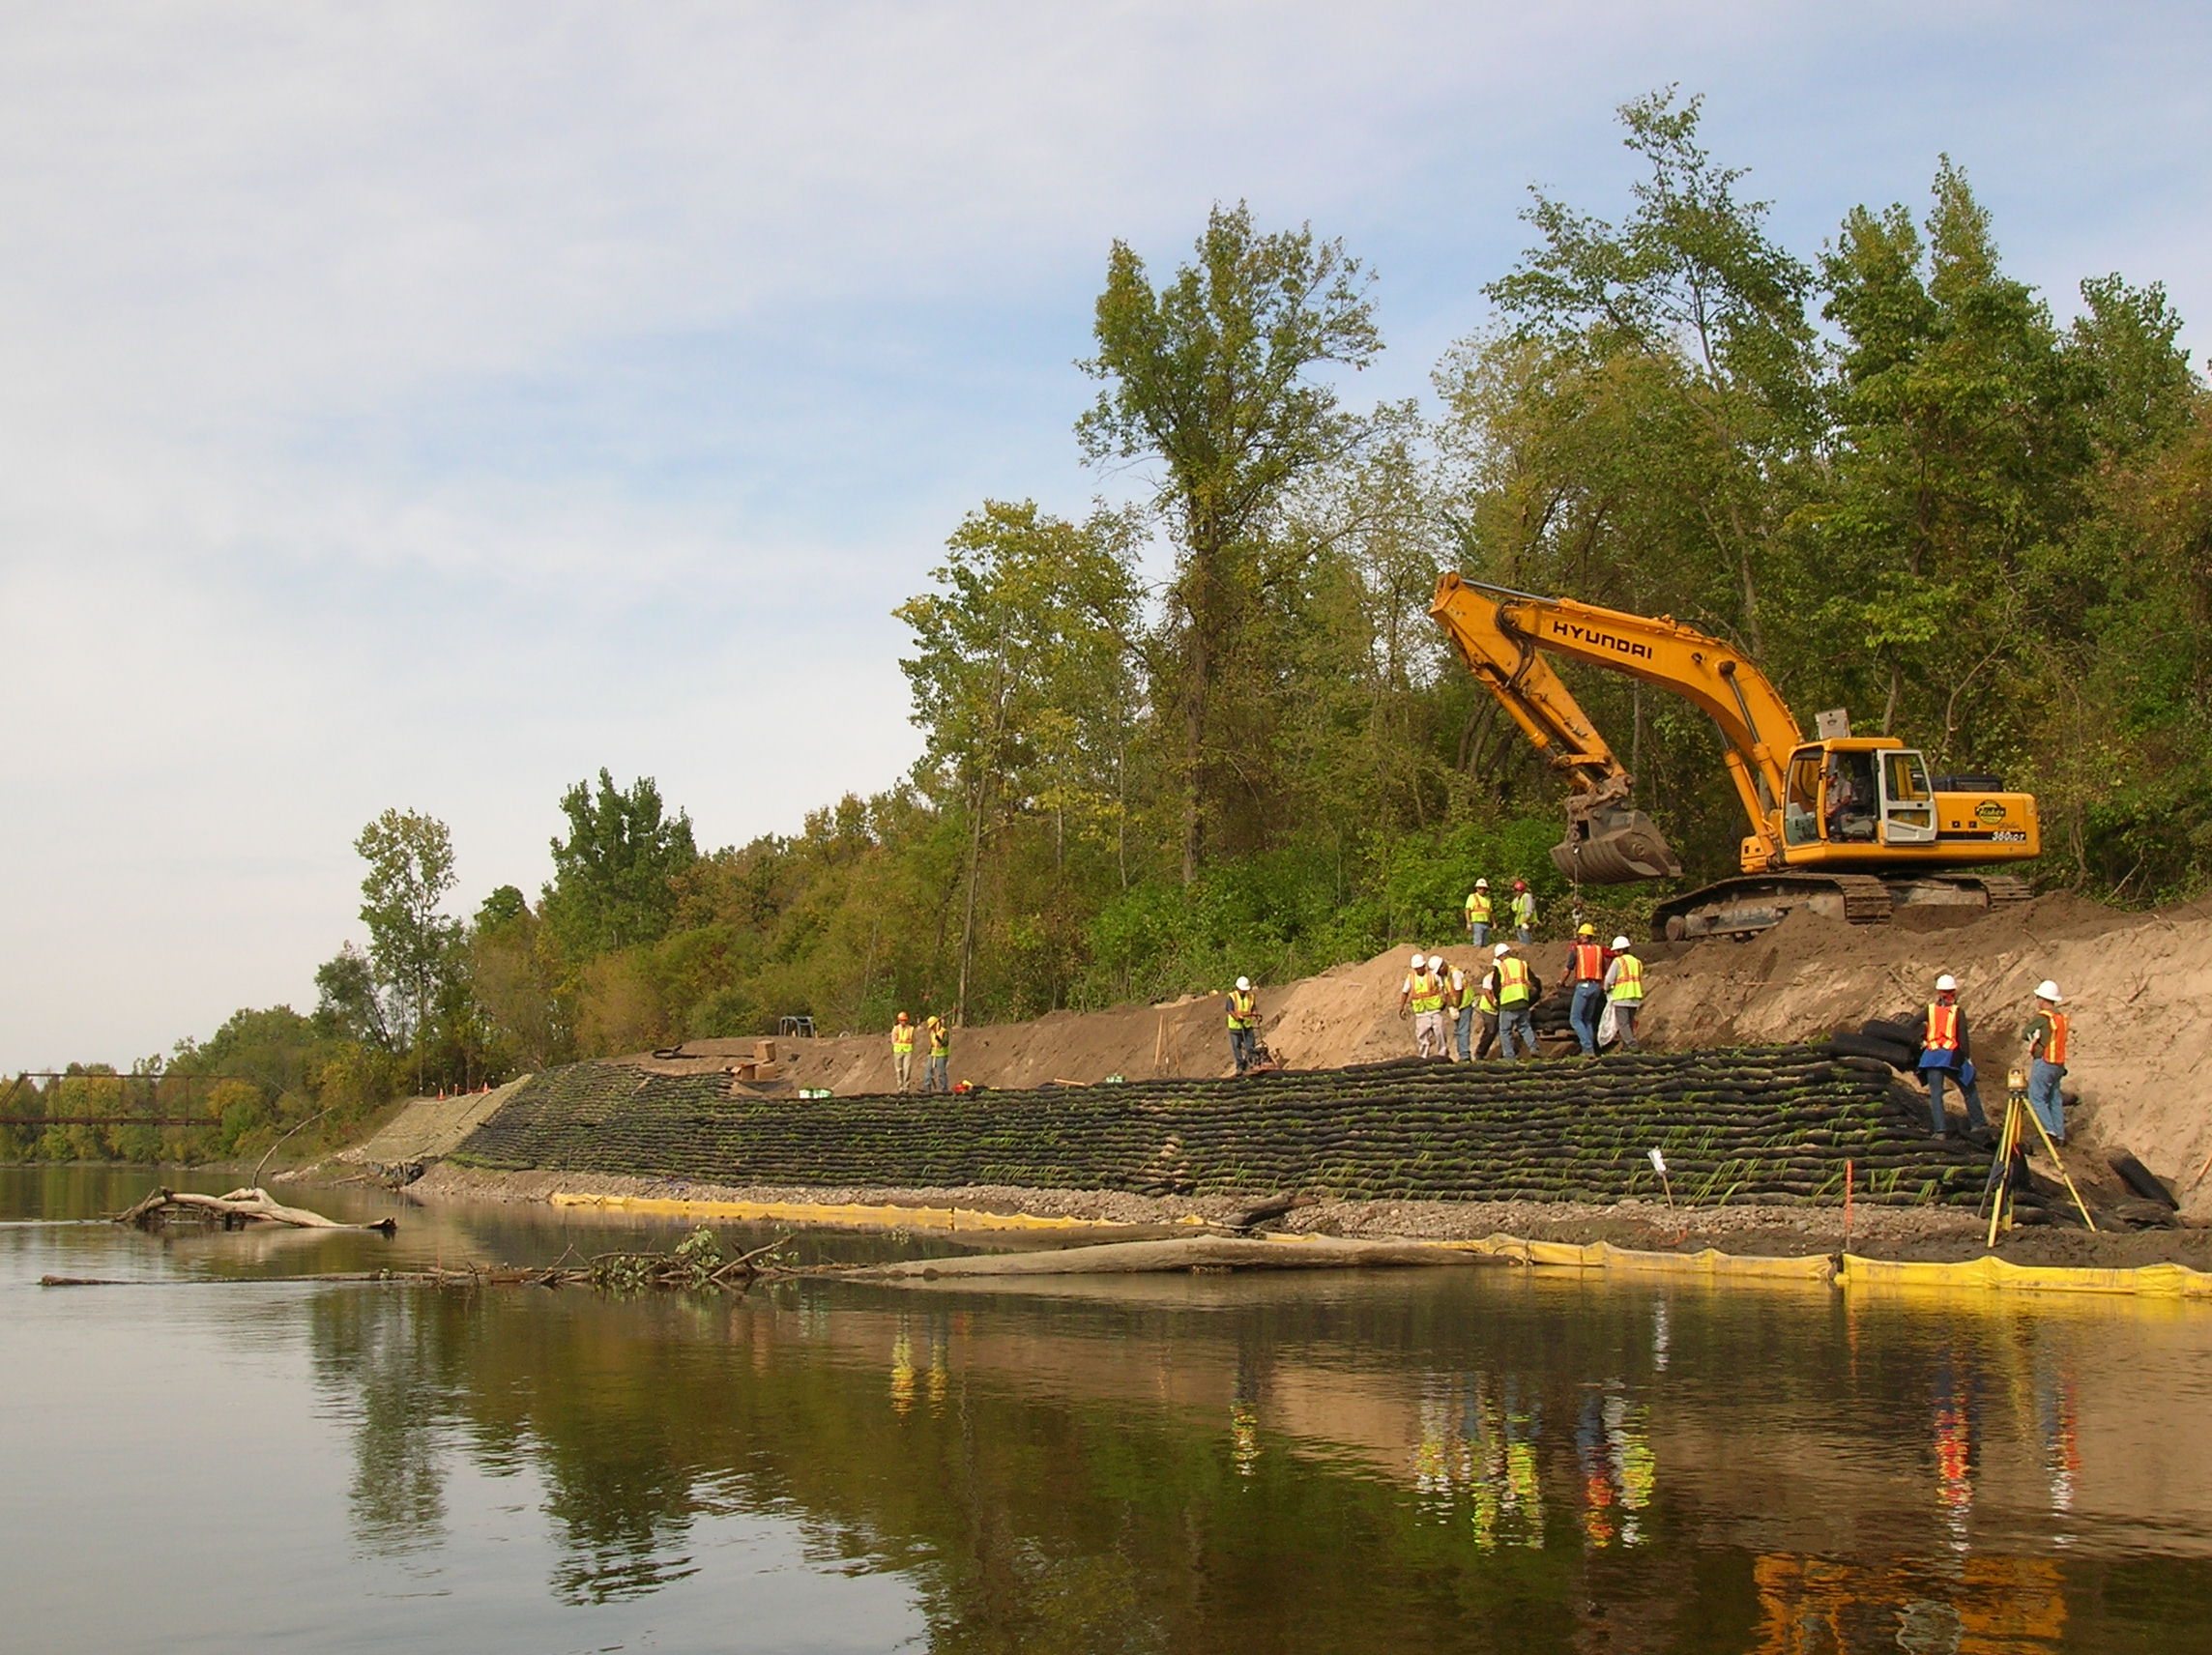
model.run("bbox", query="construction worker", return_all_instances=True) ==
[890,1011,916,1093]
[1603,936,1644,1051]
[1492,942,1542,1061]
[1445,954,1475,1060]
[2022,980,2070,1143]
[1226,976,1259,1075]
[923,1015,950,1094]
[1510,879,1537,944]
[1563,922,1607,1058]
[1465,879,1493,948]
[1398,952,1447,1059]
[1919,973,1987,1138]
[1471,957,1500,1060]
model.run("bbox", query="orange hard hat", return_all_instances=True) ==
[895,1011,909,1021]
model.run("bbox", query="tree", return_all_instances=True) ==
[542,770,699,960]
[1819,159,2092,749]
[896,501,1143,1020]
[1079,202,1381,879]
[354,807,464,1090]
[1481,87,1819,660]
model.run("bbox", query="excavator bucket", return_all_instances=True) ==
[1551,808,1683,885]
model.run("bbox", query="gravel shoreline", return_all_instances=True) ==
[411,1164,2212,1270]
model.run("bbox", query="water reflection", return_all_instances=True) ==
[10,1171,2212,1652]
[295,1270,2212,1650]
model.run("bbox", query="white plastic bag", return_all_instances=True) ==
[1597,1001,1619,1049]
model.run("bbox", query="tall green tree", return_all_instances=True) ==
[353,807,464,1089]
[542,770,699,960]
[896,501,1144,1019]
[1079,201,1381,879]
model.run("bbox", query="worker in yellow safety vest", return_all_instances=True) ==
[924,1015,950,1094]
[1465,880,1493,948]
[1471,956,1501,1060]
[1226,976,1259,1075]
[2022,980,2070,1143]
[890,1011,916,1093]
[1510,880,1537,944]
[1918,973,1987,1139]
[1602,937,1644,1052]
[1491,943,1542,1061]
[1398,952,1449,1059]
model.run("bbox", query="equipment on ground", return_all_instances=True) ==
[1429,573,2042,939]
[1983,1069,2096,1245]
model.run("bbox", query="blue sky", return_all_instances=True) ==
[4,1,2208,1067]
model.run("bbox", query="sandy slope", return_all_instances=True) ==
[656,893,2212,1219]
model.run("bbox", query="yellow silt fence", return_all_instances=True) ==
[546,1190,2212,1301]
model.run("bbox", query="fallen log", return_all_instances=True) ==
[850,1234,1515,1279]
[110,1186,397,1235]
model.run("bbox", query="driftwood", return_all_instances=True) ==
[48,1228,787,1292]
[111,1186,397,1235]
[849,1234,1515,1280]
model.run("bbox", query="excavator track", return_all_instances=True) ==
[1654,871,2028,942]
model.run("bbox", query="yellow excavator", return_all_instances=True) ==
[1429,572,2040,939]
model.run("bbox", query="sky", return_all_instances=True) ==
[4,1,2208,1069]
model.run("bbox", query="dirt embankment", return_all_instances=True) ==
[639,895,2209,1217]
[1637,894,2212,1219]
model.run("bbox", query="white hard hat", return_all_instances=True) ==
[1235,975,1251,991]
[1493,943,1511,958]
[1612,936,1632,951]
[2035,979,2062,1003]
[1474,878,1489,887]
[1409,953,1426,970]
[1935,973,1958,993]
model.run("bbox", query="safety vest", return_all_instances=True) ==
[1466,890,1492,924]
[1445,969,1467,1008]
[2036,1009,2069,1065]
[1925,1002,1961,1053]
[1409,971,1444,1014]
[1476,973,1498,1015]
[1227,988,1256,1030]
[1495,956,1532,1005]
[1571,943,1606,982]
[1512,891,1536,925]
[927,1022,949,1058]
[1609,953,1644,1002]
[891,1022,914,1054]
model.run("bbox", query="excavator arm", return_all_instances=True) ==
[1431,572,1803,882]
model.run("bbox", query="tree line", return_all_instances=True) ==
[13,90,2207,1161]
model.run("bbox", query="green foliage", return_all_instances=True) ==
[543,770,699,960]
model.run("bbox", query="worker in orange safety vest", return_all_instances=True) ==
[1918,973,1987,1138]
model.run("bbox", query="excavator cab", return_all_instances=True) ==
[1782,741,1936,851]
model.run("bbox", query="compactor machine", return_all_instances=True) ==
[1429,573,2040,939]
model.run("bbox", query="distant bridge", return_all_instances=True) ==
[0,1070,268,1128]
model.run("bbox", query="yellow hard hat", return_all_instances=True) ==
[1578,922,1596,937]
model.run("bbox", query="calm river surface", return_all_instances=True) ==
[4,1167,2210,1653]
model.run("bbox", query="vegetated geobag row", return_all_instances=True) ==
[454,1044,1993,1207]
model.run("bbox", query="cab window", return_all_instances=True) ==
[1784,752,1824,845]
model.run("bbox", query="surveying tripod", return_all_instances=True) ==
[1983,1068,2097,1248]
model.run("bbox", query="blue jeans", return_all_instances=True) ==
[1229,1028,1257,1074]
[1569,982,1604,1056]
[1454,1003,1474,1060]
[1498,1003,1538,1060]
[2027,1060,2066,1142]
[925,1055,949,1092]
[1469,922,1490,948]
[1517,925,1533,945]
[1922,1062,1986,1134]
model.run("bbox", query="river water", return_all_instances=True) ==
[3,1168,2210,1653]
